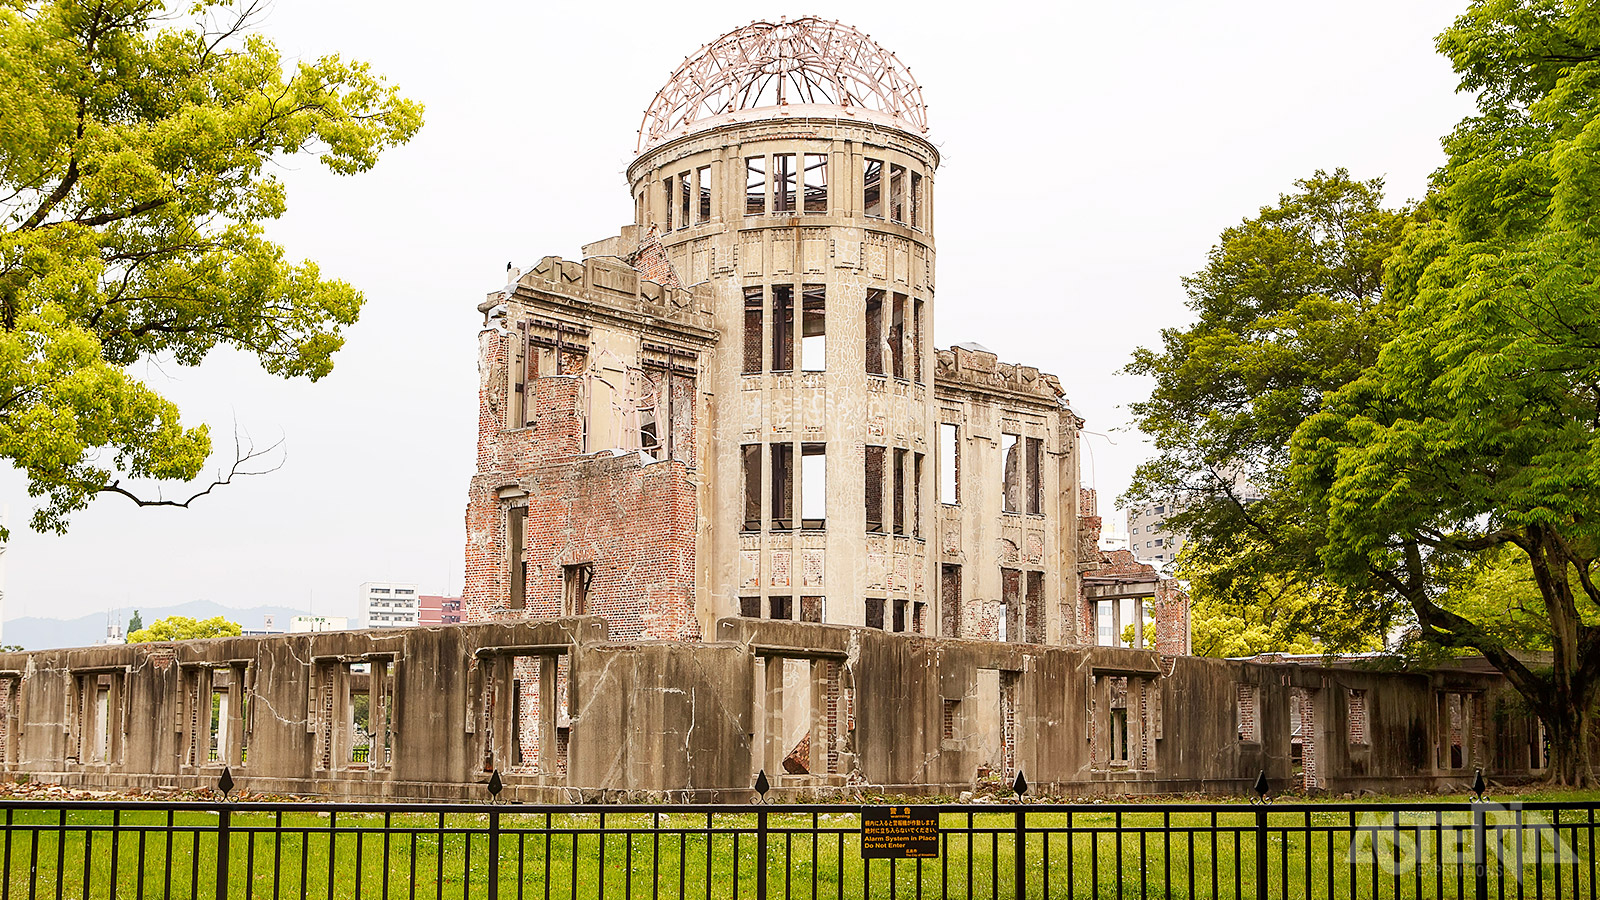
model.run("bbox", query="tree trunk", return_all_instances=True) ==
[1541,686,1596,787]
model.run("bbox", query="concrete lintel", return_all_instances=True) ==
[750,644,848,660]
[472,644,572,659]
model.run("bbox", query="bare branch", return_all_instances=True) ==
[97,431,284,509]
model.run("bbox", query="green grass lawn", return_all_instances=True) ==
[1,799,1596,899]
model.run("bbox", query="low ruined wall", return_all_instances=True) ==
[0,619,1540,802]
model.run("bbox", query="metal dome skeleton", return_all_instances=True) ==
[637,18,928,153]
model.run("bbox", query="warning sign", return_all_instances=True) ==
[861,806,940,859]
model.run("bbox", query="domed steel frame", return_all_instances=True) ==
[637,17,928,153]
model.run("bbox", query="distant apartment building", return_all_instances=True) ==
[360,582,420,628]
[418,594,463,626]
[1126,502,1183,567]
[1126,481,1264,569]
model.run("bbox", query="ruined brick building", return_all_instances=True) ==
[462,17,1183,654]
[0,19,1562,802]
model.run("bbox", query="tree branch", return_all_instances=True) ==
[97,431,284,509]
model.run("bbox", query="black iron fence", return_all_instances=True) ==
[0,796,1595,899]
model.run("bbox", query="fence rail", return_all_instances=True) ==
[0,797,1595,899]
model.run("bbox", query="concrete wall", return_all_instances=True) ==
[0,620,1546,802]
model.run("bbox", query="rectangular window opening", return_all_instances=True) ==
[1348,688,1368,745]
[771,285,794,372]
[889,164,906,223]
[1238,684,1260,743]
[865,445,885,534]
[1025,571,1045,644]
[865,289,885,376]
[892,448,908,535]
[804,153,827,213]
[940,423,958,504]
[742,444,762,531]
[801,443,826,529]
[743,287,764,375]
[696,166,711,222]
[678,171,691,229]
[1001,433,1021,514]
[801,285,825,371]
[800,596,824,624]
[863,159,883,218]
[745,156,766,215]
[889,294,906,379]
[662,177,674,231]
[943,699,958,741]
[912,452,924,538]
[865,597,885,630]
[563,563,593,616]
[892,599,907,633]
[771,443,794,530]
[769,595,793,621]
[912,299,924,384]
[774,154,797,213]
[910,171,923,229]
[508,507,527,610]
[1001,568,1022,643]
[940,565,961,638]
[912,602,925,634]
[1026,437,1044,515]
[740,596,761,618]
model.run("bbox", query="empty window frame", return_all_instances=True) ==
[1348,689,1368,745]
[696,167,711,223]
[769,595,793,621]
[800,595,824,623]
[801,443,826,529]
[913,602,925,634]
[507,506,528,610]
[774,154,797,213]
[679,172,692,229]
[910,171,923,229]
[745,156,766,215]
[865,289,885,375]
[1001,568,1022,643]
[892,599,908,633]
[893,448,908,535]
[865,597,885,630]
[662,176,674,231]
[563,563,592,616]
[740,596,761,618]
[1001,433,1022,513]
[940,423,959,504]
[771,285,794,372]
[742,444,762,531]
[889,164,906,223]
[801,285,825,371]
[1110,706,1130,765]
[913,452,924,538]
[804,154,827,213]
[940,565,961,638]
[743,287,763,374]
[510,321,537,430]
[771,442,795,530]
[912,299,924,384]
[863,158,883,218]
[1238,684,1260,742]
[865,445,886,533]
[889,295,906,379]
[1025,571,1045,643]
[1026,437,1044,515]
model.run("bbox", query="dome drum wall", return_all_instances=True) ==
[628,116,939,633]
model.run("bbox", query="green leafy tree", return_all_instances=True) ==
[126,609,142,634]
[126,614,240,643]
[1124,169,1412,652]
[0,0,422,536]
[1290,0,1600,785]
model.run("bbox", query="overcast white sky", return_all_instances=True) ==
[0,0,1479,625]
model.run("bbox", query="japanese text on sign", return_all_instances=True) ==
[861,806,940,859]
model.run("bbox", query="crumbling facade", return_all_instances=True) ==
[466,18,1104,651]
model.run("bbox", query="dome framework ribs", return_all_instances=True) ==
[637,17,928,153]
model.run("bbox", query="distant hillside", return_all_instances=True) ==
[2,600,329,650]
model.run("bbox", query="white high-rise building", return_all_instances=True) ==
[359,582,420,629]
